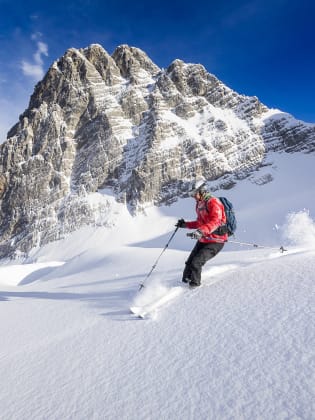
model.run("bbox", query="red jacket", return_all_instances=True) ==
[186,195,228,243]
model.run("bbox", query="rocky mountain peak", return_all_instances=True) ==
[112,44,160,82]
[0,43,314,259]
[166,59,214,97]
[79,43,121,84]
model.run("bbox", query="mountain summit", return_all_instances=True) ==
[0,44,314,258]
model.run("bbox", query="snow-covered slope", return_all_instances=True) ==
[0,152,314,419]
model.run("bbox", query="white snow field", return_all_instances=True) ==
[0,153,315,419]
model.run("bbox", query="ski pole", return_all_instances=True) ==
[187,233,287,253]
[228,240,287,253]
[139,227,179,291]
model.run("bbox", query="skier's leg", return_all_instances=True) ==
[189,242,224,286]
[182,242,203,283]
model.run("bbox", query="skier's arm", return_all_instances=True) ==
[185,220,199,229]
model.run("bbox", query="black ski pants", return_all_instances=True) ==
[182,241,224,286]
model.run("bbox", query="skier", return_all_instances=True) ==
[176,180,227,288]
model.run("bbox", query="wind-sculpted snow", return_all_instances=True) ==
[0,43,314,258]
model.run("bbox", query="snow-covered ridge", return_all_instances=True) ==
[0,43,314,258]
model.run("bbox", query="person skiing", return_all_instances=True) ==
[176,180,227,288]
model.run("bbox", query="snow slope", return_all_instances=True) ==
[0,153,315,420]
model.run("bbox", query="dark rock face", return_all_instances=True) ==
[0,43,314,258]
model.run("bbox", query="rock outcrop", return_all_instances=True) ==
[0,43,314,258]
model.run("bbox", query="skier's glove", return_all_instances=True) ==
[187,230,203,240]
[175,218,186,228]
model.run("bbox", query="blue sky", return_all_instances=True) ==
[0,0,314,140]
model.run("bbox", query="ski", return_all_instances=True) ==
[130,286,183,319]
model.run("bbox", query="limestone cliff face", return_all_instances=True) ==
[0,43,314,258]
